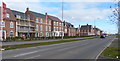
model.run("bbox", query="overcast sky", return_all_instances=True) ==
[0,0,118,34]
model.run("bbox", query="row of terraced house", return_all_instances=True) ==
[0,7,103,39]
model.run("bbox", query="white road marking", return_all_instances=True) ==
[13,42,89,58]
[13,49,49,57]
[58,43,89,51]
[26,55,41,59]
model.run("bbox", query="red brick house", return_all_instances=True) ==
[76,25,81,36]
[11,9,36,37]
[80,24,95,36]
[93,27,103,36]
[64,22,76,36]
[25,8,52,37]
[0,7,17,38]
[48,15,64,37]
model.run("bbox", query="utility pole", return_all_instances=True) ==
[61,0,64,40]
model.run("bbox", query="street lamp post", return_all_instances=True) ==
[61,0,64,40]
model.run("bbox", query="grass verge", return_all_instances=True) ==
[112,41,120,43]
[2,37,97,50]
[101,47,120,59]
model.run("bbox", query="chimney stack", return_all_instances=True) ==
[45,12,47,15]
[27,7,29,11]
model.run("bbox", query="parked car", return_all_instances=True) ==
[100,35,105,38]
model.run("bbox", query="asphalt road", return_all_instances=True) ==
[2,37,95,46]
[2,36,115,59]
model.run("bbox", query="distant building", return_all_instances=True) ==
[25,8,53,37]
[48,15,64,37]
[93,27,103,36]
[75,25,81,36]
[80,24,95,36]
[0,6,104,39]
[12,9,36,37]
[63,22,76,36]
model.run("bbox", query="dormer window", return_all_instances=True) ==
[6,13,10,18]
[16,15,21,19]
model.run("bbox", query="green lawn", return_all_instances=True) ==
[2,37,97,50]
[101,47,120,59]
[112,41,120,43]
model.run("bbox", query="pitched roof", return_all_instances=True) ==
[11,10,27,19]
[80,24,92,29]
[65,22,74,28]
[48,15,62,22]
[93,28,102,31]
[0,7,16,21]
[29,11,46,19]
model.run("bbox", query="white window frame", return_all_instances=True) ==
[40,25,43,31]
[46,26,48,31]
[10,22,14,28]
[36,18,39,23]
[36,25,38,31]
[40,19,43,23]
[49,26,51,31]
[6,13,10,18]
[40,32,43,37]
[10,30,14,36]
[16,15,21,19]
[1,21,5,27]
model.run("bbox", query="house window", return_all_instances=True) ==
[6,13,10,18]
[65,29,67,33]
[57,22,58,26]
[60,27,61,31]
[57,27,58,31]
[46,32,49,37]
[49,26,51,31]
[40,19,43,23]
[49,21,51,25]
[36,25,38,31]
[46,26,48,31]
[10,30,14,37]
[54,27,55,31]
[1,21,5,27]
[36,18,39,23]
[54,22,56,25]
[10,22,14,28]
[40,32,43,37]
[40,25,43,31]
[16,15,21,19]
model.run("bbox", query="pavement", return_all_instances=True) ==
[2,37,95,46]
[2,36,115,59]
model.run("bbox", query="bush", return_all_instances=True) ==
[4,35,95,42]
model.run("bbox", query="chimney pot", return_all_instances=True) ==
[27,7,29,11]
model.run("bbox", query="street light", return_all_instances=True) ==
[61,0,64,40]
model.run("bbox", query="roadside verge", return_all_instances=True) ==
[2,37,98,51]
